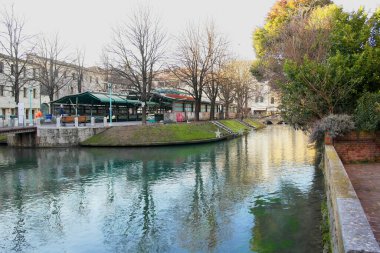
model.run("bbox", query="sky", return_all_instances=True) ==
[1,0,380,66]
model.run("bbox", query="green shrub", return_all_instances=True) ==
[354,93,380,131]
[310,114,355,143]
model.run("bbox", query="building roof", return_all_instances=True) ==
[51,91,157,106]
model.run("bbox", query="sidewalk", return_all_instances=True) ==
[345,163,380,244]
[37,121,142,129]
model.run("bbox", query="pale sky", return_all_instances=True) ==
[0,0,379,66]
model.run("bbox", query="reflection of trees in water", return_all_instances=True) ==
[250,178,323,253]
[101,160,171,253]
[11,179,29,252]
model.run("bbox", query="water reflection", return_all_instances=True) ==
[0,126,322,252]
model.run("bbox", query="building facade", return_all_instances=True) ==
[249,81,280,116]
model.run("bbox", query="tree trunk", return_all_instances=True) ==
[141,105,147,124]
[78,80,81,93]
[194,99,201,121]
[209,99,216,120]
[224,103,230,119]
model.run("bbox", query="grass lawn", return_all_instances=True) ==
[82,122,228,146]
[243,118,266,129]
[0,134,6,143]
[218,120,251,133]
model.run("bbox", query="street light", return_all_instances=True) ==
[108,82,113,126]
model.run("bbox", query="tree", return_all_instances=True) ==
[74,48,85,93]
[172,22,225,121]
[32,34,72,104]
[203,26,229,120]
[0,5,35,114]
[218,62,237,119]
[108,6,166,124]
[232,61,256,118]
[252,0,333,86]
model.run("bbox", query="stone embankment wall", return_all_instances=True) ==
[324,145,380,253]
[333,131,380,163]
[7,127,107,147]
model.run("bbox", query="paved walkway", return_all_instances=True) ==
[37,121,142,129]
[345,163,380,243]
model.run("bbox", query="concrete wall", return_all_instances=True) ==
[324,145,380,253]
[7,127,107,147]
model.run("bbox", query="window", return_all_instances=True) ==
[0,62,3,73]
[63,71,67,78]
[0,85,3,96]
[96,77,99,84]
[260,96,264,103]
[71,87,74,94]
[33,68,36,78]
[72,73,76,80]
[255,96,259,103]
[10,64,15,76]
[184,103,192,112]
[23,87,27,98]
[54,69,58,78]
[33,89,36,99]
[89,76,92,83]
[271,97,275,104]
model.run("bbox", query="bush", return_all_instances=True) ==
[354,93,380,131]
[310,114,355,142]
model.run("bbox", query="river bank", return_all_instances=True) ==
[81,120,261,147]
[3,119,265,147]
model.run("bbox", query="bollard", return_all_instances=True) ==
[75,117,79,128]
[56,117,61,128]
[91,117,95,126]
[103,117,107,127]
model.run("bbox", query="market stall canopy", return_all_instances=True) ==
[52,91,145,106]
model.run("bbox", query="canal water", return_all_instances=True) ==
[0,126,323,253]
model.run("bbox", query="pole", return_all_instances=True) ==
[29,84,33,126]
[108,83,112,126]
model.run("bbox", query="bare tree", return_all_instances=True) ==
[233,61,256,118]
[0,5,35,114]
[74,48,85,93]
[172,22,221,121]
[218,62,236,119]
[32,34,72,104]
[108,6,166,124]
[203,25,229,120]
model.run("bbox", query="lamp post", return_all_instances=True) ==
[108,83,113,126]
[29,83,33,126]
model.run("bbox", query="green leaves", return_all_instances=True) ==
[354,93,380,131]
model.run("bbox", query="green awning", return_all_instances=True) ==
[52,91,142,106]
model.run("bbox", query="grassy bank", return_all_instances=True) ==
[81,122,228,146]
[0,134,6,144]
[218,120,252,133]
[244,118,266,129]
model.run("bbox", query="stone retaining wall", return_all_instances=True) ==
[324,145,380,253]
[7,127,107,147]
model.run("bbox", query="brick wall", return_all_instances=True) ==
[332,131,380,164]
